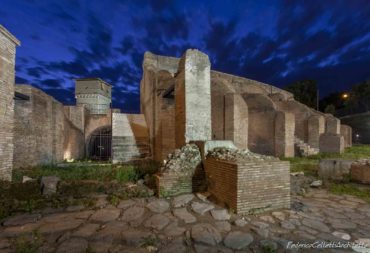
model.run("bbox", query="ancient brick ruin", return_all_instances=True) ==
[0,25,354,214]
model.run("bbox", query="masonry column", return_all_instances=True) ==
[225,93,248,149]
[274,111,295,157]
[0,25,20,181]
[308,115,325,149]
[175,49,211,147]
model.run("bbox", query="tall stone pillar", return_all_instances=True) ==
[225,93,248,149]
[175,49,211,148]
[325,116,340,134]
[308,115,325,149]
[274,111,295,157]
[0,25,20,181]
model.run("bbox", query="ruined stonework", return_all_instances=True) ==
[204,154,290,214]
[0,25,19,181]
[319,133,344,154]
[156,144,202,197]
[175,49,212,147]
[112,113,150,163]
[274,111,295,157]
[340,124,352,148]
[308,115,325,149]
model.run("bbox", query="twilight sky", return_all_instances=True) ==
[1,0,369,112]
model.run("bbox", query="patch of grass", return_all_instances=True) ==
[107,194,120,206]
[329,182,370,202]
[139,235,159,248]
[115,166,138,183]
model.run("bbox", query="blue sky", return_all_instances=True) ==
[1,0,369,112]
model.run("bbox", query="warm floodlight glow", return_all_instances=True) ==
[342,93,349,99]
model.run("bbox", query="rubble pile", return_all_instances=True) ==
[353,159,370,166]
[207,147,279,162]
[160,144,201,176]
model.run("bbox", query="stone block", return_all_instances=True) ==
[319,133,344,153]
[193,140,236,160]
[325,117,340,134]
[351,163,370,184]
[318,159,353,181]
[340,124,352,148]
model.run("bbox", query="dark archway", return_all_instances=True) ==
[88,126,112,161]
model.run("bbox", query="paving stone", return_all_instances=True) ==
[191,202,214,215]
[352,238,370,252]
[215,221,231,233]
[280,220,295,230]
[2,223,41,237]
[121,229,151,247]
[110,245,148,253]
[301,218,330,233]
[223,231,253,250]
[194,244,218,253]
[328,218,357,229]
[56,238,88,253]
[260,240,278,251]
[3,213,41,226]
[90,208,121,223]
[144,214,170,230]
[251,227,269,238]
[147,199,170,213]
[191,223,222,246]
[117,199,136,209]
[332,231,351,240]
[121,206,145,222]
[39,219,83,234]
[210,209,230,221]
[251,221,269,229]
[65,205,84,212]
[259,215,275,224]
[159,240,187,253]
[173,208,196,224]
[73,223,100,237]
[90,222,127,243]
[163,221,186,237]
[271,211,285,221]
[173,194,194,208]
[300,226,319,235]
[196,192,210,202]
[0,238,10,249]
[234,218,248,227]
[89,241,113,253]
[293,230,316,240]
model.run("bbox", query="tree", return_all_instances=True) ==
[284,80,317,109]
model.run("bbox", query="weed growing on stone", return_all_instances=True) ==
[139,235,159,248]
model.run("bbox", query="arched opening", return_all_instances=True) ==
[88,126,112,161]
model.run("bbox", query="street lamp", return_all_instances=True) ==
[342,93,349,99]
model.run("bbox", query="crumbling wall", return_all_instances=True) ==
[13,85,84,168]
[140,52,179,161]
[0,26,19,181]
[64,105,86,132]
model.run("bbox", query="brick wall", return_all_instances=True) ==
[13,85,84,168]
[204,158,290,214]
[0,26,19,180]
